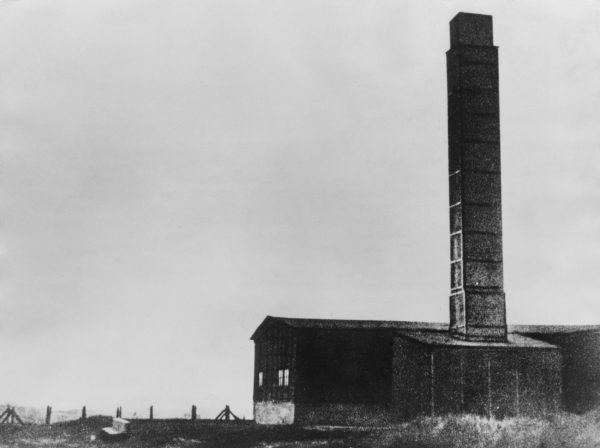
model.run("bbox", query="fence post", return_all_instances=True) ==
[46,406,52,425]
[81,406,86,420]
[191,405,197,421]
[150,405,153,420]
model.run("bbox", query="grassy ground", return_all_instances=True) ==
[2,410,600,448]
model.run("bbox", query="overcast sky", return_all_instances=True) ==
[0,0,599,418]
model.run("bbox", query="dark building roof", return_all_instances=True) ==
[250,316,446,340]
[508,324,600,335]
[398,330,557,349]
[266,316,447,331]
[251,315,600,342]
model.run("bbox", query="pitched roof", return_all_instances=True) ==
[251,315,600,341]
[508,324,600,334]
[398,330,557,349]
[271,316,447,331]
[250,315,447,340]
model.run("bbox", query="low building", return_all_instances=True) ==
[252,317,599,424]
[251,13,600,425]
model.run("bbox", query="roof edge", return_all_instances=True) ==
[251,316,600,340]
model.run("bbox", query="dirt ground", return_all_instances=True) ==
[2,411,600,448]
[0,417,374,448]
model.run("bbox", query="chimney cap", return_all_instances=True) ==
[450,12,494,47]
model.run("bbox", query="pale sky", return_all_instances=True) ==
[0,0,599,418]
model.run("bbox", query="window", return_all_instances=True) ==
[451,233,462,261]
[451,261,463,289]
[258,371,263,387]
[278,368,290,387]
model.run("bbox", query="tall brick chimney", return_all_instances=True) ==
[447,13,507,342]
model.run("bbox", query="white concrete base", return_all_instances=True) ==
[254,401,295,424]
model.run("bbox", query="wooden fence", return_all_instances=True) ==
[2,404,246,425]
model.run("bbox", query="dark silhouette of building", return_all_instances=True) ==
[251,12,600,425]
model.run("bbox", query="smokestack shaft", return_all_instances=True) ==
[447,13,507,342]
